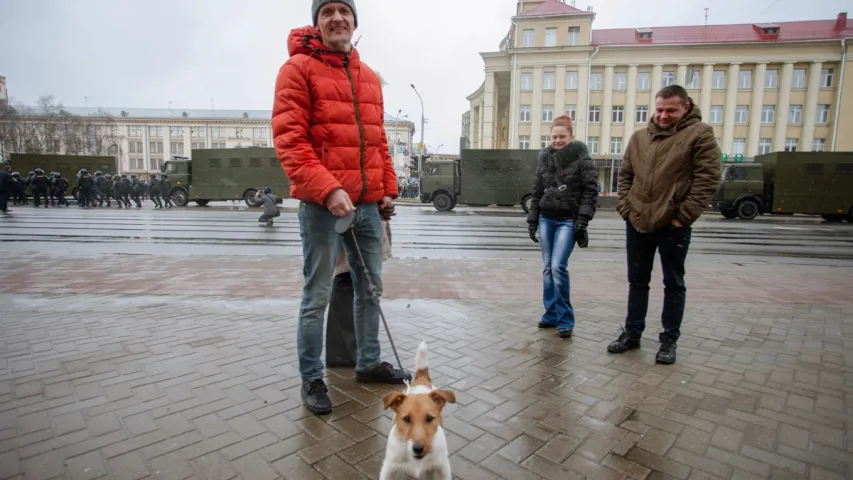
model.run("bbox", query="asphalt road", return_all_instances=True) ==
[2,200,852,264]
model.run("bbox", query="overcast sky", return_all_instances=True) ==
[1,0,848,154]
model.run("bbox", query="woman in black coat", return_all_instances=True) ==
[527,115,599,338]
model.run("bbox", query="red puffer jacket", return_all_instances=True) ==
[272,26,397,206]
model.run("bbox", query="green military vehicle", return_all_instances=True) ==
[419,149,540,212]
[9,153,116,199]
[162,147,290,207]
[711,151,853,222]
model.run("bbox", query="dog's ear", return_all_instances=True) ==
[383,392,406,411]
[430,389,456,409]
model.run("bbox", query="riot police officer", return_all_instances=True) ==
[93,171,109,207]
[10,172,26,205]
[148,174,163,208]
[104,174,115,207]
[116,174,131,208]
[77,169,94,207]
[160,174,173,208]
[129,174,142,208]
[32,168,51,208]
[54,173,70,207]
[48,172,58,206]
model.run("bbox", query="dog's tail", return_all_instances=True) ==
[413,341,431,386]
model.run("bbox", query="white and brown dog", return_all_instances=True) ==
[379,341,456,480]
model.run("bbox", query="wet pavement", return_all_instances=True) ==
[1,202,852,480]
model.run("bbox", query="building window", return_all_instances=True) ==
[519,135,530,149]
[820,68,833,87]
[522,29,534,47]
[590,73,602,90]
[521,73,533,91]
[211,142,225,149]
[739,70,752,89]
[686,71,700,89]
[128,125,144,137]
[139,158,147,170]
[709,106,723,124]
[637,72,650,91]
[148,126,163,137]
[520,105,531,122]
[812,138,826,152]
[712,71,726,89]
[567,26,580,46]
[816,104,830,123]
[152,158,164,171]
[636,106,648,123]
[565,105,576,121]
[588,136,599,153]
[735,105,748,124]
[170,126,183,137]
[545,28,557,47]
[785,138,798,152]
[765,69,779,88]
[565,71,578,90]
[542,105,554,123]
[149,141,163,154]
[543,72,556,90]
[170,142,185,154]
[610,136,623,154]
[235,128,245,138]
[758,138,772,154]
[589,105,601,123]
[792,69,806,89]
[662,71,675,87]
[211,127,226,138]
[191,126,205,138]
[612,106,624,124]
[253,127,267,139]
[613,73,627,91]
[788,105,802,124]
[732,138,746,155]
[541,136,550,149]
[191,142,205,150]
[761,105,775,124]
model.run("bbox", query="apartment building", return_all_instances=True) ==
[465,0,852,165]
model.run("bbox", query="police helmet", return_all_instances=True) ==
[55,172,62,178]
[27,171,35,176]
[95,171,103,176]
[113,174,121,180]
[120,174,127,178]
[12,172,20,177]
[161,174,168,179]
[130,174,137,179]
[79,169,88,175]
[34,168,44,174]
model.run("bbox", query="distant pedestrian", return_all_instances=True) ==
[608,85,721,364]
[254,187,281,226]
[527,115,598,339]
[0,162,12,213]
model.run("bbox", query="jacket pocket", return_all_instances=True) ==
[321,143,330,166]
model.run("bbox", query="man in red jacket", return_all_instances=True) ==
[273,0,410,415]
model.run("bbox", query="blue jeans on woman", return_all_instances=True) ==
[538,215,576,330]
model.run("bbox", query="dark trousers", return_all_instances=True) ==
[624,220,692,342]
[33,188,49,207]
[0,192,8,212]
[151,193,163,208]
[325,272,357,367]
[55,191,68,206]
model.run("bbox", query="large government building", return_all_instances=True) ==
[464,0,852,168]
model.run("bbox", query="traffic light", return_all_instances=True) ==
[409,156,419,173]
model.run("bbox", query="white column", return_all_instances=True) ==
[483,73,496,149]
[530,66,544,148]
[773,61,795,152]
[468,107,477,149]
[801,61,823,150]
[676,64,688,86]
[555,68,567,120]
[601,65,615,153]
[477,102,484,149]
[625,64,638,134]
[700,63,714,117]
[721,63,740,154]
[577,64,589,141]
[747,63,767,157]
[649,64,663,111]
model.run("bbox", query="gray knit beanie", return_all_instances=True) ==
[312,0,358,28]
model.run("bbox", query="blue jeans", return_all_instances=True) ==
[538,216,576,330]
[297,201,384,382]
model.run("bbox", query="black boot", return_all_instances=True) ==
[607,327,641,354]
[301,379,332,415]
[356,361,412,385]
[656,338,677,364]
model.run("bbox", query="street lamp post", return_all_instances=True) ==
[410,84,425,190]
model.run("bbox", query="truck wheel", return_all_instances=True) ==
[721,209,737,219]
[736,200,759,220]
[244,189,260,208]
[432,193,454,212]
[820,214,845,222]
[195,200,209,207]
[171,188,189,207]
[521,194,532,214]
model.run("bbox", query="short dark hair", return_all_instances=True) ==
[656,85,690,104]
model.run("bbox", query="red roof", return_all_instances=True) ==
[520,0,588,17]
[592,17,853,46]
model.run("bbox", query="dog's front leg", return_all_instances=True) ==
[378,461,395,480]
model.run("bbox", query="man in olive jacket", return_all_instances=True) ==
[609,85,721,364]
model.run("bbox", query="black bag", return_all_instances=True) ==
[325,272,357,368]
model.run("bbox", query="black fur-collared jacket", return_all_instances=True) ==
[527,141,599,226]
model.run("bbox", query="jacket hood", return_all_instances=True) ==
[287,25,360,67]
[648,103,703,135]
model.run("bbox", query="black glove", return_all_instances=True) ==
[528,225,539,243]
[575,218,589,248]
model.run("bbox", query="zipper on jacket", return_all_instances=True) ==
[343,54,368,204]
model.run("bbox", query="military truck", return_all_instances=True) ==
[9,153,116,199]
[162,147,290,207]
[711,151,853,222]
[419,149,540,212]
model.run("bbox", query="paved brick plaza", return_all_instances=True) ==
[1,254,851,479]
